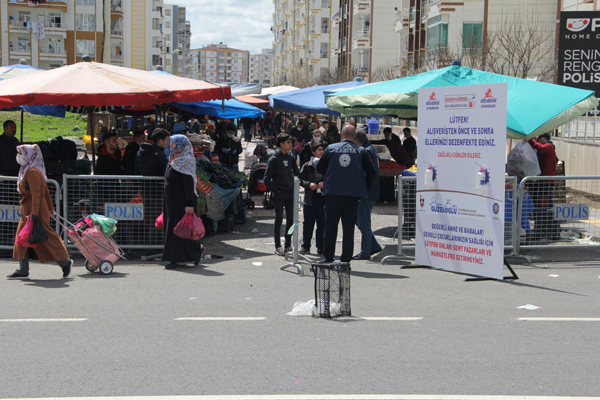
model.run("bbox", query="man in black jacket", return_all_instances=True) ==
[215,123,243,171]
[299,139,326,255]
[135,128,170,177]
[96,130,123,175]
[264,133,300,256]
[122,130,146,175]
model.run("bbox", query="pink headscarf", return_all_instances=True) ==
[16,144,47,193]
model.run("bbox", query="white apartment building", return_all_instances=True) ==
[329,0,400,82]
[391,0,556,78]
[193,43,249,83]
[272,0,333,84]
[249,48,273,87]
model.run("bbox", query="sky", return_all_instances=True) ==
[167,0,274,54]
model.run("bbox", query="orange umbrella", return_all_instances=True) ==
[235,95,270,111]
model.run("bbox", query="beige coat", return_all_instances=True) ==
[13,168,69,262]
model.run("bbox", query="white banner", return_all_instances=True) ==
[415,83,507,280]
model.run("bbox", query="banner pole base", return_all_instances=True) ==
[280,262,305,276]
[381,254,415,265]
[465,258,519,282]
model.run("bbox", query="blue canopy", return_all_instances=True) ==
[150,70,264,118]
[269,79,368,115]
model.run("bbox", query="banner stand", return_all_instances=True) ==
[382,176,415,265]
[464,258,519,282]
[281,177,311,276]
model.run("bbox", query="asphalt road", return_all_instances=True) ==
[1,209,599,399]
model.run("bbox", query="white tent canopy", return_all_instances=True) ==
[248,85,300,99]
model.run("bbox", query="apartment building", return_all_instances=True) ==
[249,48,273,87]
[330,0,400,82]
[193,43,249,83]
[0,0,189,73]
[391,0,556,77]
[272,0,333,84]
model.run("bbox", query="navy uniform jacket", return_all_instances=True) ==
[316,139,376,199]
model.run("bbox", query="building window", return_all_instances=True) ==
[153,36,162,48]
[76,0,95,5]
[152,18,160,30]
[165,9,171,16]
[152,55,161,65]
[76,14,95,31]
[462,23,483,51]
[76,39,95,56]
[18,11,31,28]
[18,37,30,52]
[165,21,171,28]
[48,38,62,53]
[427,21,448,50]
[49,63,63,69]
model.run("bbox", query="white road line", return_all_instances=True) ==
[175,317,266,321]
[360,317,423,321]
[0,318,88,322]
[3,394,599,400]
[518,317,600,321]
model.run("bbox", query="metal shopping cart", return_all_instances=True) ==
[53,213,125,275]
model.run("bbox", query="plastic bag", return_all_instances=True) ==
[15,216,39,248]
[155,213,164,229]
[88,214,118,236]
[507,140,541,177]
[293,138,305,154]
[287,300,317,317]
[28,215,48,245]
[173,213,205,241]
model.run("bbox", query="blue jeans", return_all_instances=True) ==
[356,199,382,257]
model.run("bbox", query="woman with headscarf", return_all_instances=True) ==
[162,135,205,269]
[7,144,72,279]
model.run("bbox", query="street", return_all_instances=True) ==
[1,209,600,399]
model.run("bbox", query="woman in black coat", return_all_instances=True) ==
[162,135,205,269]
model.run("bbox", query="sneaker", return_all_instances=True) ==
[7,272,29,279]
[352,253,371,260]
[284,247,292,253]
[316,248,323,255]
[299,247,310,254]
[62,259,73,278]
[274,247,286,256]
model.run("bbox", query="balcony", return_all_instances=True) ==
[352,29,370,41]
[40,48,67,57]
[9,20,30,31]
[353,0,371,16]
[355,66,369,77]
[111,54,123,62]
[111,30,123,37]
[393,8,409,32]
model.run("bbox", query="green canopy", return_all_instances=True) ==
[326,64,599,139]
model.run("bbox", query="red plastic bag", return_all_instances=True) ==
[15,216,39,248]
[173,213,205,241]
[155,213,164,229]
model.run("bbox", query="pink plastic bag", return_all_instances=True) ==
[155,213,164,229]
[15,216,39,248]
[173,213,205,241]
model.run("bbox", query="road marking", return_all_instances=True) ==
[2,394,599,400]
[0,318,88,322]
[519,317,600,321]
[360,317,423,321]
[175,317,266,321]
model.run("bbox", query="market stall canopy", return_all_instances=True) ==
[235,95,270,111]
[270,78,368,115]
[325,62,599,139]
[211,82,262,96]
[248,85,300,99]
[0,61,66,117]
[0,58,231,109]
[174,98,265,119]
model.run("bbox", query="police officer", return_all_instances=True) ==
[316,125,377,263]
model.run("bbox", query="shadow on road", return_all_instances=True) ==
[23,278,73,288]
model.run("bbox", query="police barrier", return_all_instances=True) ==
[382,176,518,264]
[517,176,600,251]
[0,177,61,251]
[62,175,165,250]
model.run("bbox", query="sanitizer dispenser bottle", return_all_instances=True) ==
[476,167,486,191]
[424,165,434,187]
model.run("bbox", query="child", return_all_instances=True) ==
[299,139,326,255]
[264,133,300,255]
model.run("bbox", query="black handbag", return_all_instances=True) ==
[28,215,49,245]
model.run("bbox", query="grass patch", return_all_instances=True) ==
[1,111,87,142]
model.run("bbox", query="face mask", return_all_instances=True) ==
[227,133,234,139]
[16,154,25,165]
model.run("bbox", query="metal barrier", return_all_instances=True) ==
[517,176,600,250]
[382,176,519,264]
[0,177,61,251]
[281,177,310,276]
[62,175,165,250]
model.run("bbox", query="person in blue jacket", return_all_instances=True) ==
[353,130,382,260]
[316,125,377,263]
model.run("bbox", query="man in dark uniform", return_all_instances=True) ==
[402,127,417,163]
[316,125,377,263]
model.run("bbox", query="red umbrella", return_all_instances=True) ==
[0,59,230,109]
